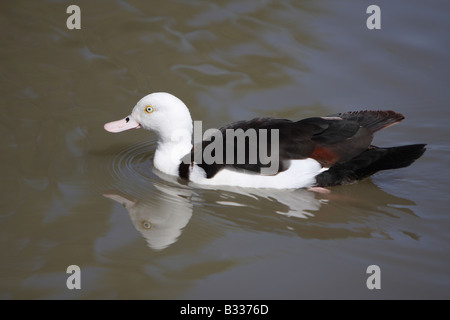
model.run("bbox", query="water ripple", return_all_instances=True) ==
[108,139,157,195]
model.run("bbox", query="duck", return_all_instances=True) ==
[104,92,425,190]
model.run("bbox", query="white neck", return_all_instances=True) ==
[153,130,193,176]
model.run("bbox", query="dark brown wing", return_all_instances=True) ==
[178,111,404,179]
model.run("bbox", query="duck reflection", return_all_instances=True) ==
[102,171,325,251]
[103,181,193,251]
[104,169,419,250]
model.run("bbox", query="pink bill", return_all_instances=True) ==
[104,116,141,133]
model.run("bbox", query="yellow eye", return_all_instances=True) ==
[145,105,154,113]
[141,220,152,230]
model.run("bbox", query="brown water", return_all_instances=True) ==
[1,0,449,299]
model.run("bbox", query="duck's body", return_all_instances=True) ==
[104,92,425,189]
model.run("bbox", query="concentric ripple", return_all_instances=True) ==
[108,139,157,193]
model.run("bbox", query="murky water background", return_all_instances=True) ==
[1,0,449,299]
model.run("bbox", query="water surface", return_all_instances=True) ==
[1,0,449,299]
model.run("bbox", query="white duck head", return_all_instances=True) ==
[104,92,193,176]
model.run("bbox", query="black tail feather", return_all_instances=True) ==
[328,110,405,133]
[315,144,426,187]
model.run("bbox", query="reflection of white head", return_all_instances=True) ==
[103,183,192,250]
